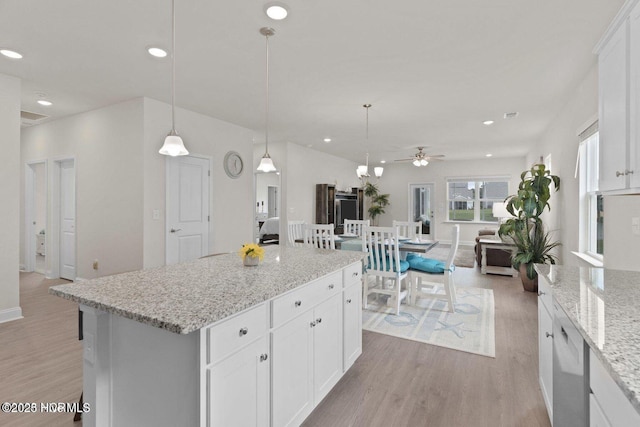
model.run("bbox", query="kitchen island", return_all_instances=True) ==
[50,246,365,427]
[536,265,640,426]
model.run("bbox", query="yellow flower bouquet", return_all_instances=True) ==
[239,243,264,266]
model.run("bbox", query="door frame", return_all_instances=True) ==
[50,156,77,280]
[24,159,48,273]
[165,153,212,265]
[408,182,436,238]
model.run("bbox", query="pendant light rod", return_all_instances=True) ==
[171,0,176,133]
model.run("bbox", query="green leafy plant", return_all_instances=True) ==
[364,182,390,225]
[498,164,561,280]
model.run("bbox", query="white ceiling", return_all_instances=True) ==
[0,0,625,163]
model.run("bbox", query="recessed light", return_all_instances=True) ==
[380,160,386,164]
[147,47,168,58]
[483,120,494,126]
[265,2,288,20]
[0,49,23,59]
[486,154,493,157]
[37,99,52,106]
[323,138,331,143]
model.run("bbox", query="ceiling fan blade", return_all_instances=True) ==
[426,154,445,158]
[394,158,414,162]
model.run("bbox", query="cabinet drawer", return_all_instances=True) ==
[272,271,341,328]
[538,275,552,312]
[343,262,362,287]
[207,303,268,364]
[590,349,640,426]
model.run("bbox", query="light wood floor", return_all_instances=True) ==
[0,268,550,427]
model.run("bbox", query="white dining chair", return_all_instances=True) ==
[343,219,370,237]
[392,220,421,239]
[362,225,410,315]
[409,224,459,312]
[287,220,306,247]
[304,224,337,250]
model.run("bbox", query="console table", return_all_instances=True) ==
[478,238,518,277]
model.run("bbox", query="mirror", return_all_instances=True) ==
[254,171,281,244]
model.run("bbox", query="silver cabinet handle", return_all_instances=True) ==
[259,353,268,362]
[294,300,302,307]
[316,318,322,324]
[545,332,553,338]
[328,284,334,290]
[170,228,182,233]
[627,170,635,175]
[537,291,545,296]
[352,272,359,277]
[616,171,625,177]
[310,321,316,327]
[346,299,352,304]
[239,327,248,336]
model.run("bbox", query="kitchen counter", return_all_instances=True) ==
[50,245,364,334]
[535,264,640,416]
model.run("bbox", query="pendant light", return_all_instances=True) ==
[257,27,277,173]
[159,0,189,157]
[356,104,383,181]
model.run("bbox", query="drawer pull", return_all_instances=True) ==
[316,317,322,324]
[239,327,248,336]
[545,332,553,339]
[352,272,359,277]
[537,291,545,296]
[294,300,302,307]
[346,299,352,304]
[328,284,335,290]
[259,353,268,362]
[310,321,316,328]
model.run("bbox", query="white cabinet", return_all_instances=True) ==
[343,281,362,371]
[589,348,640,427]
[207,336,269,427]
[538,293,553,424]
[271,293,343,427]
[202,304,270,427]
[597,0,640,192]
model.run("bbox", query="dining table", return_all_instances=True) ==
[336,235,439,254]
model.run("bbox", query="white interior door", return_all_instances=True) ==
[409,183,435,239]
[59,160,76,280]
[166,156,210,265]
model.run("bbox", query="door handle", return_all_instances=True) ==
[170,228,182,233]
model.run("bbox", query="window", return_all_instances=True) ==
[447,178,509,222]
[579,128,603,257]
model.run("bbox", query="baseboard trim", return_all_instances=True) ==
[0,307,23,324]
[19,264,26,271]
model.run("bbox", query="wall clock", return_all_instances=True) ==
[223,151,244,179]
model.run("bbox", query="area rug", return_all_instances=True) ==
[362,286,495,357]
[425,245,476,268]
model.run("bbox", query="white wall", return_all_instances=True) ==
[0,73,22,322]
[525,64,599,265]
[603,195,640,270]
[378,157,527,245]
[143,98,254,267]
[21,99,145,279]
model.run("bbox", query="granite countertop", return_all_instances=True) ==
[50,246,364,335]
[535,264,640,415]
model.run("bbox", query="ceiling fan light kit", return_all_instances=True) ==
[396,146,444,167]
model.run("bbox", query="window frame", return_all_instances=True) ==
[446,177,510,224]
[578,129,603,261]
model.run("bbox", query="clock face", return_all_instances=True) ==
[224,151,244,179]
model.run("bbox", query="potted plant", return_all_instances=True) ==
[498,164,561,292]
[363,182,390,226]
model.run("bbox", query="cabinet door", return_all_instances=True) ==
[590,394,613,427]
[207,336,269,427]
[599,21,629,192]
[630,3,640,188]
[343,282,362,371]
[313,293,343,405]
[271,311,314,427]
[538,302,553,423]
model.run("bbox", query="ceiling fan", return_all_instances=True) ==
[394,147,445,167]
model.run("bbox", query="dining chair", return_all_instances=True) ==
[362,225,410,315]
[343,219,370,236]
[304,223,337,250]
[408,224,459,312]
[392,220,421,239]
[287,220,306,247]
